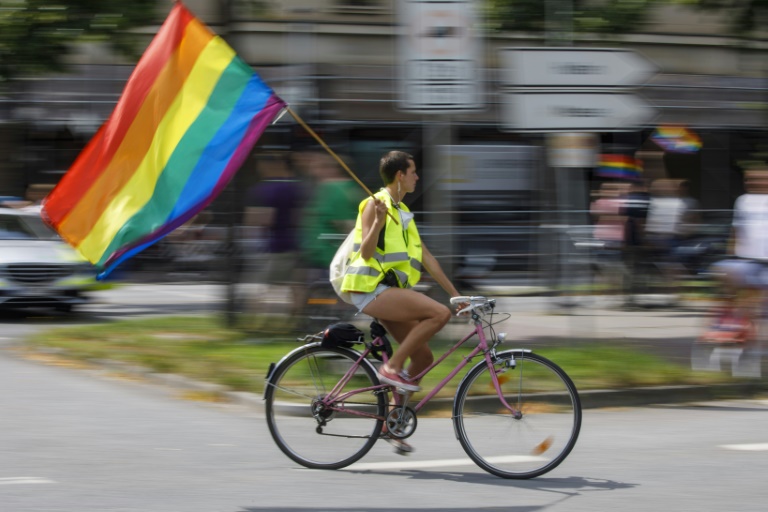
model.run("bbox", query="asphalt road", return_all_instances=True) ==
[3,346,768,512]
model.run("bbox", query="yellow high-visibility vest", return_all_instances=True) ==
[341,190,422,293]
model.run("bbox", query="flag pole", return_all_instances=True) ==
[285,106,398,225]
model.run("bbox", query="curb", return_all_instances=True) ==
[575,382,767,409]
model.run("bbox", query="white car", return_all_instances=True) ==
[0,207,98,312]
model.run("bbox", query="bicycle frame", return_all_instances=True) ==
[318,313,521,421]
[266,295,581,479]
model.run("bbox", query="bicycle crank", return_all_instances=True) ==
[385,406,417,439]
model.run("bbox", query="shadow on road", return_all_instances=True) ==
[241,508,541,512]
[335,469,637,492]
[239,476,635,511]
[237,475,637,512]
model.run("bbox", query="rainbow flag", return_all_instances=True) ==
[650,125,702,153]
[596,154,642,180]
[41,3,286,278]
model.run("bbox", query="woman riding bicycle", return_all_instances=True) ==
[341,151,465,395]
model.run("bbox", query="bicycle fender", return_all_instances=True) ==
[263,342,376,399]
[451,349,532,440]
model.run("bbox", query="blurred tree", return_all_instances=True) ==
[485,0,662,35]
[486,0,768,36]
[0,0,159,84]
[675,0,768,33]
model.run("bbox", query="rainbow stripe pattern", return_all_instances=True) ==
[650,125,702,153]
[41,3,285,278]
[596,154,642,180]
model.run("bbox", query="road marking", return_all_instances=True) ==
[345,455,545,471]
[721,443,768,451]
[0,477,55,485]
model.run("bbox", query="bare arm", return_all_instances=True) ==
[359,198,387,260]
[421,242,461,298]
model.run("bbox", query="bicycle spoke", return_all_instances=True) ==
[265,383,320,402]
[306,352,327,396]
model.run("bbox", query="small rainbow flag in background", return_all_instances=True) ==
[596,154,642,181]
[650,125,702,153]
[41,2,286,278]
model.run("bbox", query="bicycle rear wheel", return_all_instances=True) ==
[265,344,386,469]
[453,350,581,479]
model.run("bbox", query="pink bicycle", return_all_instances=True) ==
[264,296,581,479]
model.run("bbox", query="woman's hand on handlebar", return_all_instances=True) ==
[450,296,471,316]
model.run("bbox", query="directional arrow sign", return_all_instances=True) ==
[500,92,658,132]
[500,48,659,88]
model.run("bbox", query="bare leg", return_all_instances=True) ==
[363,287,451,375]
[379,319,434,380]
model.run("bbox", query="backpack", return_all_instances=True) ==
[329,229,358,305]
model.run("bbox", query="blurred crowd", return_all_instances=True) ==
[589,177,703,307]
[588,167,768,348]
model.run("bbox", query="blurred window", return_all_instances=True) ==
[0,213,59,240]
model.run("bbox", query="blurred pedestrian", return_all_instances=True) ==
[702,169,768,343]
[298,151,362,327]
[590,182,628,250]
[621,179,650,307]
[589,182,629,296]
[300,151,362,278]
[677,179,701,238]
[243,152,305,329]
[644,178,687,301]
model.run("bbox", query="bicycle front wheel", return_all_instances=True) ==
[265,344,386,470]
[453,350,581,479]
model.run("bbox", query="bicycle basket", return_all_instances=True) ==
[321,323,364,349]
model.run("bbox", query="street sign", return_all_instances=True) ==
[501,92,657,132]
[397,0,483,112]
[500,48,659,88]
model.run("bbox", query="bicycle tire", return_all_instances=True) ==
[265,344,386,470]
[453,350,581,479]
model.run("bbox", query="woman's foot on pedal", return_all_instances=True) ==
[377,364,420,392]
[384,436,414,455]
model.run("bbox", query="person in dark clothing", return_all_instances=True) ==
[244,153,305,326]
[621,180,650,307]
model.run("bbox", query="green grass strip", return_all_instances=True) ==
[22,315,734,396]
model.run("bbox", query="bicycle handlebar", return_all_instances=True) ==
[450,296,496,316]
